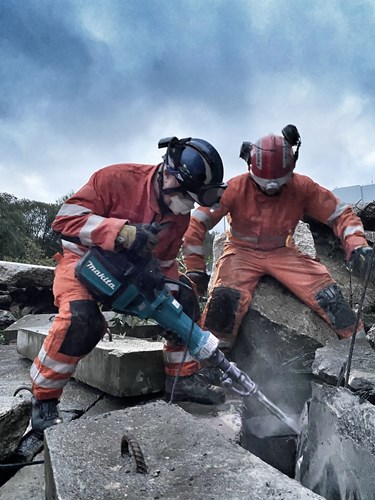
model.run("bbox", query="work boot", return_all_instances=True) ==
[197,366,224,387]
[31,397,63,437]
[165,373,225,405]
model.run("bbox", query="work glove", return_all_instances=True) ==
[117,223,160,257]
[348,246,375,279]
[177,274,201,321]
[185,270,210,296]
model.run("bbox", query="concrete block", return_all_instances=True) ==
[16,325,164,397]
[0,396,31,461]
[312,338,375,391]
[44,400,322,500]
[297,383,375,499]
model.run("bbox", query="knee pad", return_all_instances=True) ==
[59,300,106,356]
[177,275,201,322]
[315,284,356,330]
[204,287,241,335]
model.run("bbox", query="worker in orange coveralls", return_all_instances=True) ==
[182,125,371,357]
[30,136,227,436]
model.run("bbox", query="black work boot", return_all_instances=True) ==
[197,366,224,387]
[165,372,225,405]
[31,397,63,437]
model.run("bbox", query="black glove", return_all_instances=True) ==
[185,270,210,296]
[177,275,201,321]
[118,223,161,259]
[348,246,374,278]
[131,223,160,254]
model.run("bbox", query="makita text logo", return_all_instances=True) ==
[86,260,116,290]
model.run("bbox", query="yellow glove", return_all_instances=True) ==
[116,223,160,257]
[117,225,137,248]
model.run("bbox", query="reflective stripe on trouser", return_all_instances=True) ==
[202,244,360,348]
[163,340,199,377]
[30,251,106,400]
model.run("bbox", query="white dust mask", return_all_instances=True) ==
[169,195,195,215]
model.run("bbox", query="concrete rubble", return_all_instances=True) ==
[43,400,322,500]
[1,211,375,498]
[296,383,375,500]
[16,320,165,397]
[0,396,31,461]
[312,337,375,391]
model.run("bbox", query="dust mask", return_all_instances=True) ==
[169,195,195,215]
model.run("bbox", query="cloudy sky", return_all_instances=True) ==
[1,0,375,205]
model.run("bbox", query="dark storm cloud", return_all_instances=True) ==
[0,2,93,116]
[1,0,375,201]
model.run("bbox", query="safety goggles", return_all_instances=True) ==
[163,183,226,207]
[165,164,227,207]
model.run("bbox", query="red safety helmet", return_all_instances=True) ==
[240,125,301,195]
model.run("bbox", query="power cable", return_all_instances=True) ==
[345,245,375,387]
[168,317,195,404]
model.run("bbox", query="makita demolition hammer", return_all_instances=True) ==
[75,245,300,435]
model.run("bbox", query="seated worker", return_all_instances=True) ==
[30,136,228,436]
[182,125,372,357]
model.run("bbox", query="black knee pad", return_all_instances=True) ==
[315,284,356,330]
[204,287,241,335]
[177,275,201,322]
[59,300,106,356]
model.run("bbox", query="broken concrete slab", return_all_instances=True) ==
[312,338,375,391]
[44,400,322,500]
[0,451,44,500]
[0,261,54,287]
[296,383,375,499]
[230,288,333,479]
[16,324,165,397]
[0,396,31,461]
[231,306,325,419]
[5,312,118,334]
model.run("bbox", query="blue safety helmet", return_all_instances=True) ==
[158,136,227,207]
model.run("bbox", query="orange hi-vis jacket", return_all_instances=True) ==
[31,163,200,400]
[183,172,367,271]
[53,163,190,280]
[182,172,367,346]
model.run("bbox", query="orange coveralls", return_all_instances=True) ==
[183,172,367,351]
[31,163,199,400]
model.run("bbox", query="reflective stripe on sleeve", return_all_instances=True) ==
[57,203,93,217]
[192,208,214,230]
[61,240,85,256]
[79,215,106,245]
[183,244,205,256]
[343,225,365,238]
[327,201,348,225]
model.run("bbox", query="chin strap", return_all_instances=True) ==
[156,166,173,215]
